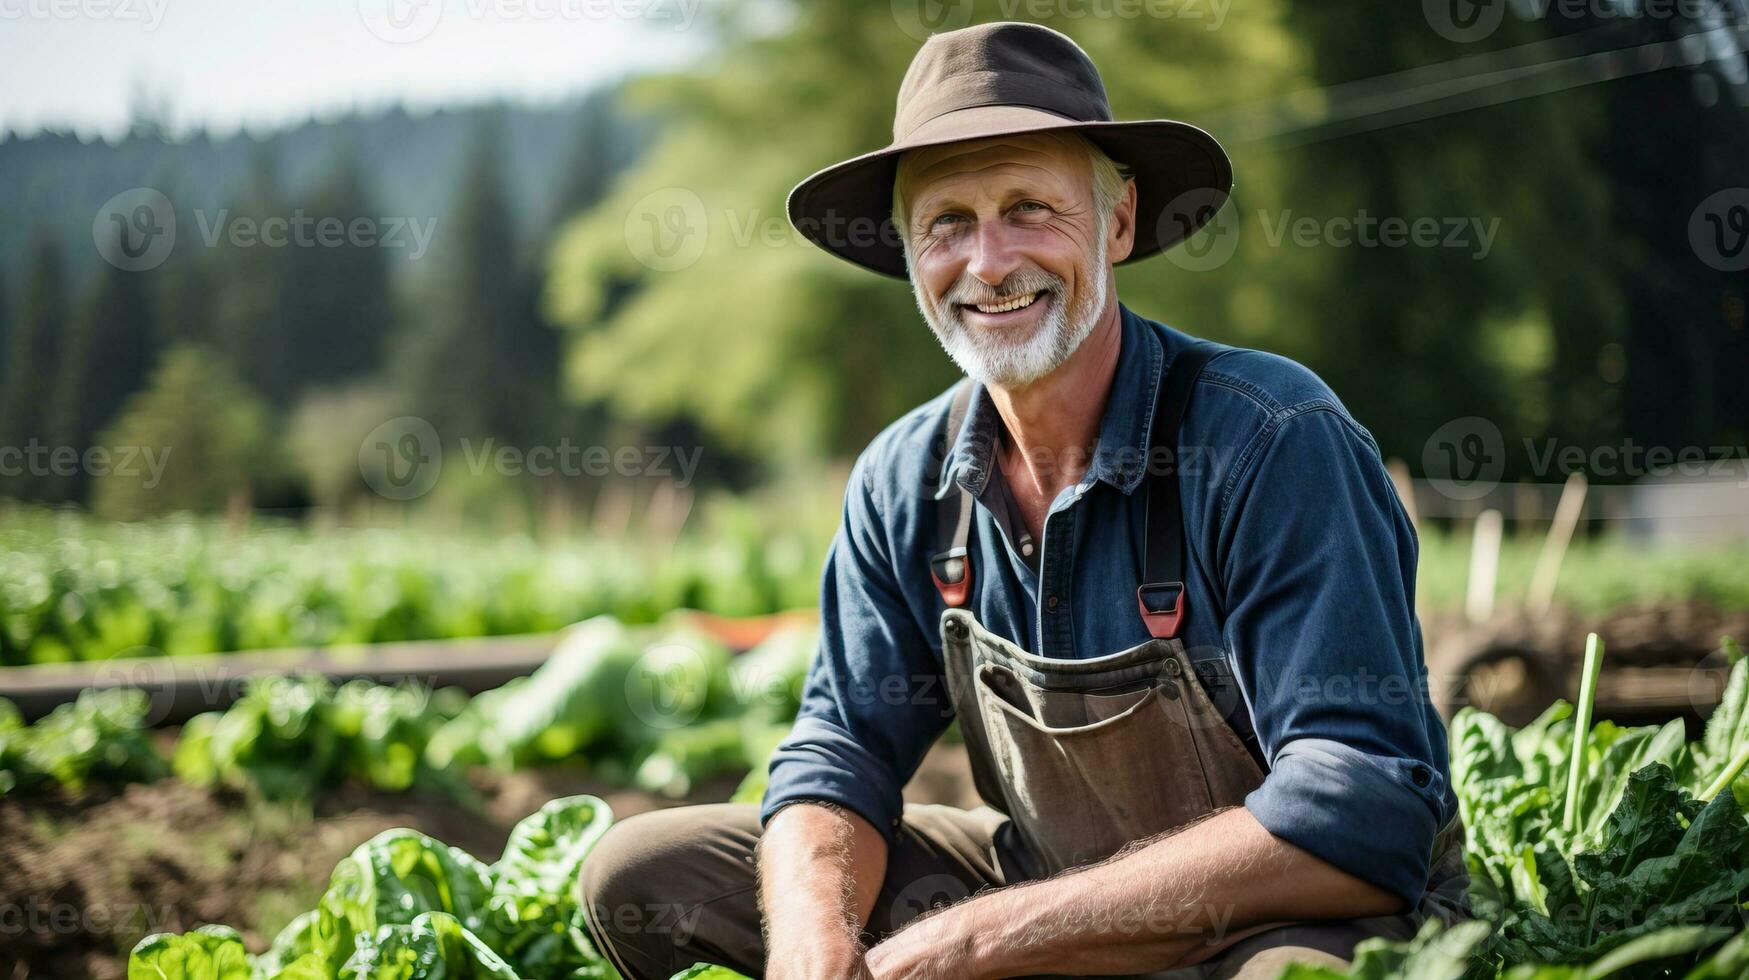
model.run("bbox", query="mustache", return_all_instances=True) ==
[943,271,1064,306]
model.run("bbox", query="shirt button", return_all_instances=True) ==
[1411,764,1432,788]
[1046,596,1060,611]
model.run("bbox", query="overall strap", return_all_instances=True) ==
[931,380,977,607]
[1137,342,1221,639]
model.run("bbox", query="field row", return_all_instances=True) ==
[6,508,1748,668]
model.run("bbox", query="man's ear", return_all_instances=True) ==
[1107,178,1138,264]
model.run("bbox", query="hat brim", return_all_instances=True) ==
[785,104,1234,280]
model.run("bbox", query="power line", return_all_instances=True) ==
[1205,18,1748,147]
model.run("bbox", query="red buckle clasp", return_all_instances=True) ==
[931,548,972,608]
[1136,582,1185,638]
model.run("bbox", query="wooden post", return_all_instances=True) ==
[1529,472,1588,617]
[1467,508,1503,625]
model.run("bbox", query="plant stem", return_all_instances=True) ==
[1563,632,1605,835]
[1698,740,1749,803]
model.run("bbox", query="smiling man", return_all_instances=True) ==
[578,21,1467,980]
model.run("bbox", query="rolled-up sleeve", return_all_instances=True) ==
[758,454,952,841]
[1217,405,1454,907]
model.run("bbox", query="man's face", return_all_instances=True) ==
[897,131,1131,388]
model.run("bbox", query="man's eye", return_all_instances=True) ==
[1014,200,1048,213]
[930,213,964,230]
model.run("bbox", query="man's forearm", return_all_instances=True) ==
[867,806,1402,980]
[757,801,889,978]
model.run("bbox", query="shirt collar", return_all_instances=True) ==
[934,301,1168,501]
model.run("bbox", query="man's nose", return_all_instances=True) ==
[964,220,1022,289]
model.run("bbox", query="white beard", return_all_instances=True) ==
[911,232,1110,388]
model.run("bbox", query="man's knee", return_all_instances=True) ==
[578,814,659,921]
[576,804,763,980]
[1202,917,1413,980]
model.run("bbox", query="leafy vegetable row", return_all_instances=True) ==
[0,506,822,666]
[1290,637,1749,979]
[2,615,817,801]
[130,794,640,979]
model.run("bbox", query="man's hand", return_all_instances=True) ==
[863,806,1402,980]
[757,802,888,980]
[862,909,977,980]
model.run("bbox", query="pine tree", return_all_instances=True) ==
[0,262,10,385]
[0,235,70,501]
[400,111,534,444]
[548,93,623,234]
[281,144,396,391]
[49,254,159,503]
[207,147,296,405]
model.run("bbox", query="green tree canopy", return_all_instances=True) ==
[90,344,277,521]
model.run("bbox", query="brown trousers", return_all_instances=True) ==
[575,802,1420,980]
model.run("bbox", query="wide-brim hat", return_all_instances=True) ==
[785,21,1233,280]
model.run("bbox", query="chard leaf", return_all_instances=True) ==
[315,828,498,974]
[1684,655,1749,798]
[127,925,251,980]
[1276,919,1492,980]
[1682,926,1749,979]
[488,794,618,979]
[669,965,753,980]
[340,910,522,979]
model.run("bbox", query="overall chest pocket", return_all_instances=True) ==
[969,655,1230,873]
[975,661,1158,728]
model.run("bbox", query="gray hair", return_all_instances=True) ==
[892,132,1132,250]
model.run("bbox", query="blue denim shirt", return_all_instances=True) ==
[760,301,1457,906]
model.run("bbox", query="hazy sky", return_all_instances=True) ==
[0,0,709,139]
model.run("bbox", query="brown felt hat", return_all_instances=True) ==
[785,21,1233,280]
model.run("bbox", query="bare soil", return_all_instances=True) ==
[0,743,976,980]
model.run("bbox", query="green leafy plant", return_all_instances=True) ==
[1293,647,1749,980]
[126,795,710,980]
[0,688,166,795]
